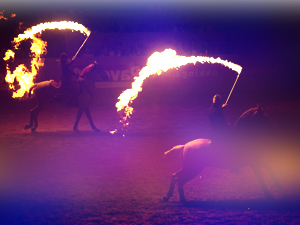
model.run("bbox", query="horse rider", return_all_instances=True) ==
[207,94,230,144]
[208,94,241,173]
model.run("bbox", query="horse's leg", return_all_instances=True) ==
[25,97,40,130]
[25,103,42,133]
[259,160,281,188]
[73,108,84,132]
[177,173,189,203]
[163,169,182,202]
[30,104,43,133]
[85,107,100,132]
[251,165,273,199]
[177,167,203,203]
[24,107,35,130]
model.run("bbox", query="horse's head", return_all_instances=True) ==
[252,104,272,128]
[235,104,273,137]
[80,63,96,79]
[80,62,109,82]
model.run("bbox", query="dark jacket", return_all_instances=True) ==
[60,59,76,90]
[208,103,228,136]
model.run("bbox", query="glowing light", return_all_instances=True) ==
[0,10,15,20]
[4,21,90,98]
[113,49,242,133]
[3,50,15,61]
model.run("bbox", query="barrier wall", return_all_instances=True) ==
[1,53,297,104]
[37,53,296,105]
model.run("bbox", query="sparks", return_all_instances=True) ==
[114,49,242,132]
[0,10,16,20]
[4,21,90,98]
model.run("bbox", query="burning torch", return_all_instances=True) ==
[74,34,90,58]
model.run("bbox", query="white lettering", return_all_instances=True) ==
[205,70,211,76]
[130,66,140,78]
[104,71,110,81]
[110,70,121,81]
[198,70,205,76]
[121,70,131,81]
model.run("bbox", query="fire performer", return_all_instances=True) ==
[60,53,77,88]
[58,53,100,132]
[112,49,242,133]
[24,62,100,133]
[57,53,79,106]
[72,63,100,133]
[207,94,230,142]
[208,94,240,173]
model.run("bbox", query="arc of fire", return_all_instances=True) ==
[4,21,91,98]
[112,49,242,133]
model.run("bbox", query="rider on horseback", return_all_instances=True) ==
[25,58,100,133]
[208,94,230,143]
[208,94,245,174]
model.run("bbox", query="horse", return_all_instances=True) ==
[24,63,107,133]
[163,105,281,203]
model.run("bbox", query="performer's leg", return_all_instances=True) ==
[29,104,43,133]
[24,107,35,130]
[73,108,84,132]
[85,107,100,132]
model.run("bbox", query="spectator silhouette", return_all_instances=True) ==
[114,41,126,57]
[186,39,198,56]
[203,39,214,56]
[145,39,157,56]
[129,39,145,56]
[95,38,112,57]
[106,18,120,33]
[82,47,94,58]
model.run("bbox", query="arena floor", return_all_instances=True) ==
[1,96,300,224]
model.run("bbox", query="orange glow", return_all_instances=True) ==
[0,11,7,20]
[4,21,90,98]
[0,10,16,20]
[113,49,242,133]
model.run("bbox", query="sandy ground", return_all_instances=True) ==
[1,97,300,224]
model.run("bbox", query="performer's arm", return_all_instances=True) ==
[66,56,77,67]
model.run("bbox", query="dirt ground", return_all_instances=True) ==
[1,96,300,224]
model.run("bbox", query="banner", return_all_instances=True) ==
[3,54,296,104]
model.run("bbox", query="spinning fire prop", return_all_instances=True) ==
[4,20,242,134]
[112,49,242,134]
[3,21,90,98]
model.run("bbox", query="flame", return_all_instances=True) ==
[113,49,242,133]
[4,21,90,98]
[0,11,7,20]
[3,50,15,61]
[0,10,16,20]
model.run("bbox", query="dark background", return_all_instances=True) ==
[1,1,300,224]
[1,1,300,105]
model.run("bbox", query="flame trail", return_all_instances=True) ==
[4,21,90,98]
[112,49,242,133]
